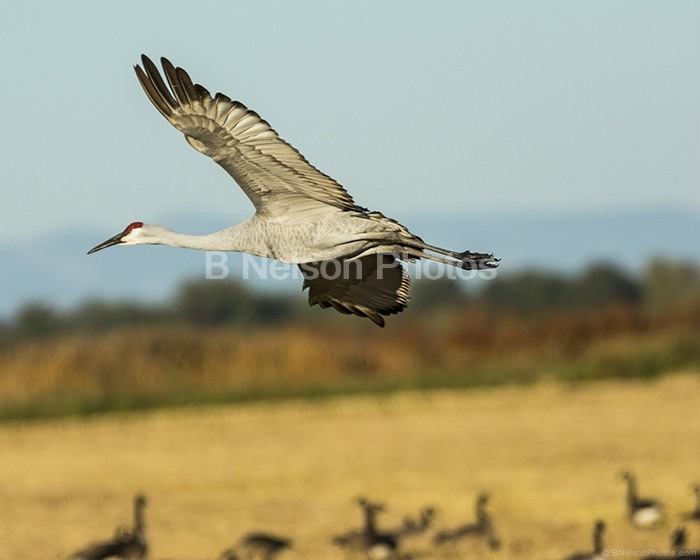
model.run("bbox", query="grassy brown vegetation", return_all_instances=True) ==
[1,373,699,559]
[1,304,700,420]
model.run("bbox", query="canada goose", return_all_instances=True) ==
[388,507,436,556]
[564,520,606,560]
[670,527,688,553]
[112,526,131,541]
[643,526,698,559]
[334,531,399,560]
[620,471,664,528]
[396,507,435,538]
[332,497,385,546]
[433,493,500,550]
[684,484,700,522]
[332,498,400,559]
[69,494,148,560]
[219,532,291,560]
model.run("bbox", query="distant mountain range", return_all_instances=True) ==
[1,208,698,318]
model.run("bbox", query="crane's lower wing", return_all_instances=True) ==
[299,255,410,327]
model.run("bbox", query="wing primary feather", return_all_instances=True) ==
[367,312,385,327]
[175,66,199,106]
[215,91,233,103]
[134,65,172,120]
[140,55,177,108]
[194,83,209,97]
[160,57,190,107]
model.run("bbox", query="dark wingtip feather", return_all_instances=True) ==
[160,56,189,107]
[175,66,199,105]
[144,56,177,106]
[136,54,180,118]
[134,66,172,119]
[159,56,173,71]
[368,313,385,327]
[194,83,209,97]
[215,91,232,103]
[134,64,173,120]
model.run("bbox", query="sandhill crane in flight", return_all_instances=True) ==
[88,55,499,326]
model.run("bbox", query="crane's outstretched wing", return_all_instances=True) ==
[134,55,364,218]
[299,255,410,327]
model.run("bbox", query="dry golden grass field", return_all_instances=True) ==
[1,373,700,560]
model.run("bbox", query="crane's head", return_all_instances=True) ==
[87,221,145,254]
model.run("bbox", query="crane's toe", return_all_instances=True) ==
[459,251,500,270]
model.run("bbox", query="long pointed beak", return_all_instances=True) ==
[87,231,126,255]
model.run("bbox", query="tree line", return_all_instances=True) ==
[2,258,699,339]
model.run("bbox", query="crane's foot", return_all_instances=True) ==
[459,250,500,270]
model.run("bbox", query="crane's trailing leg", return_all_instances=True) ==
[415,241,499,269]
[458,250,500,269]
[398,238,500,270]
[357,212,500,271]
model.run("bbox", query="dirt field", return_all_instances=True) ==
[1,373,699,559]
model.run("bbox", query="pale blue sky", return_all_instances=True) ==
[1,1,698,244]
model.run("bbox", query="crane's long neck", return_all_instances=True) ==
[148,221,267,256]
